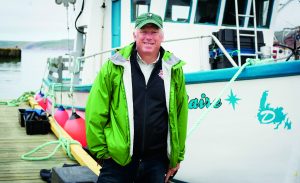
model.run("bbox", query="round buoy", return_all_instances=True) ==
[35,91,43,101]
[37,97,48,111]
[64,112,87,147]
[54,105,69,127]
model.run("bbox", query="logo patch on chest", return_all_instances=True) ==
[158,69,164,80]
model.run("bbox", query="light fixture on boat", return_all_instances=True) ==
[64,112,87,147]
[55,0,63,4]
[55,0,76,6]
[54,105,69,127]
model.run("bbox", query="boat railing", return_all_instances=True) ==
[75,34,238,68]
[75,33,238,69]
[47,56,71,83]
[47,55,84,84]
[52,34,239,85]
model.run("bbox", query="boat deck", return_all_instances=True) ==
[0,102,76,183]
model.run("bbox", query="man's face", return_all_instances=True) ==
[134,24,164,56]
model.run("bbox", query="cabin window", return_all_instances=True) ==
[248,0,274,28]
[194,0,221,24]
[131,0,151,21]
[222,0,247,26]
[165,0,192,23]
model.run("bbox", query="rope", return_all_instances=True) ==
[0,91,35,107]
[43,89,56,101]
[21,5,81,161]
[187,58,274,137]
[21,137,80,161]
[21,75,83,161]
[21,104,83,161]
[21,84,82,161]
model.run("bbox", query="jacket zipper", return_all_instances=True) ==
[141,84,147,157]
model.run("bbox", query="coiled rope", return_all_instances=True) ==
[21,136,80,161]
[0,91,35,107]
[21,89,81,161]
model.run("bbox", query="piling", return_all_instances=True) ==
[0,48,21,61]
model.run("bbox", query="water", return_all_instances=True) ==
[0,49,67,99]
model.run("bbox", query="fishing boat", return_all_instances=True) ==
[37,0,300,182]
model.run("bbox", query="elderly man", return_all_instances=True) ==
[86,12,188,183]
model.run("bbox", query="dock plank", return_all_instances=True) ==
[0,103,76,182]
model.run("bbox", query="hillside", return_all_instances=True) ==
[0,39,74,50]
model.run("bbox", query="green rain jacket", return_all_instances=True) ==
[85,43,188,168]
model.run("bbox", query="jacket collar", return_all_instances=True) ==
[110,42,185,69]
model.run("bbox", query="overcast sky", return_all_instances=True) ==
[274,0,300,31]
[0,0,76,41]
[0,0,299,42]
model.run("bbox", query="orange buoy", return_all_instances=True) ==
[54,105,69,127]
[64,112,87,147]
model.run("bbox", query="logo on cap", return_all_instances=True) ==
[135,12,163,29]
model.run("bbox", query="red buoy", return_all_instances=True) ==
[54,105,69,127]
[64,112,87,147]
[37,94,48,111]
[35,91,43,100]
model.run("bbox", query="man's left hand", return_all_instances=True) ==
[165,163,180,183]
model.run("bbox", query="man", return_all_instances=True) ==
[86,12,188,183]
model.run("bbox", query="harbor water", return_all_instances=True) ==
[0,49,67,99]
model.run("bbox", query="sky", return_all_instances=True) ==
[0,0,299,42]
[275,0,300,31]
[0,0,76,41]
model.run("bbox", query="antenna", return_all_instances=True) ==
[278,0,296,12]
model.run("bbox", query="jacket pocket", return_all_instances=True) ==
[104,122,129,166]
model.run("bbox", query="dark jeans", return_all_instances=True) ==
[97,157,169,183]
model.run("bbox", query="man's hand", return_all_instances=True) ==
[165,163,180,183]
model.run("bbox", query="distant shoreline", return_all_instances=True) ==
[0,39,74,51]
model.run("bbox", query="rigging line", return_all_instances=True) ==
[66,5,70,55]
[39,59,50,92]
[63,4,73,105]
[60,78,63,104]
[187,57,277,138]
[187,61,250,137]
[68,3,75,114]
[75,0,85,34]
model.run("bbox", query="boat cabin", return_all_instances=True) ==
[45,1,300,182]
[70,0,278,84]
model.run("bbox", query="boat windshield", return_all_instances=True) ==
[194,0,221,25]
[130,0,275,28]
[222,0,274,28]
[131,0,151,21]
[164,0,192,23]
[248,0,274,28]
[222,0,248,26]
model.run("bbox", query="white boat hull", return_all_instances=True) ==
[178,75,300,182]
[41,61,300,182]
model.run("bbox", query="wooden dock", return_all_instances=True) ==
[0,103,76,182]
